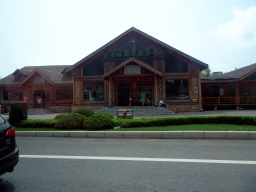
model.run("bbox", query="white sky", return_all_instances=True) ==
[1,0,256,78]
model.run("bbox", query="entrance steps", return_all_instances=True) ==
[94,106,176,117]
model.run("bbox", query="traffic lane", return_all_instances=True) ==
[1,157,256,192]
[16,137,256,161]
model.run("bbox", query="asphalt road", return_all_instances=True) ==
[1,137,256,192]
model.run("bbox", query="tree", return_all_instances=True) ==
[200,67,211,77]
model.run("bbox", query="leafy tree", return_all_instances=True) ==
[200,67,211,77]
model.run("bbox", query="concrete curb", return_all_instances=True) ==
[16,131,256,140]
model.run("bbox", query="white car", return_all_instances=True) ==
[176,95,188,100]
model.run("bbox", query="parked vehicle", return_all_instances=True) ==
[0,115,19,176]
[176,95,189,100]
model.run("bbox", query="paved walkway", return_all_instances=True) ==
[1,109,256,120]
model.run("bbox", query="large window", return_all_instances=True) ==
[56,89,73,100]
[165,55,188,73]
[241,86,251,96]
[84,82,104,101]
[166,79,188,100]
[209,86,219,97]
[3,90,23,101]
[83,56,104,76]
[229,86,236,96]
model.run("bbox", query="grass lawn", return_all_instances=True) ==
[15,124,256,132]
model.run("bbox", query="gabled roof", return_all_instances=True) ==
[66,27,208,73]
[0,65,72,87]
[19,68,53,86]
[202,63,256,82]
[102,57,163,79]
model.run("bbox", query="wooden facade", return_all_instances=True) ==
[202,64,256,109]
[0,27,208,113]
[68,27,208,112]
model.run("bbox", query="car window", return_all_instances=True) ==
[0,116,6,125]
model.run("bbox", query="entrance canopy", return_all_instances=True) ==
[102,57,163,79]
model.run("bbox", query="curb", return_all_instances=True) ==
[16,131,256,140]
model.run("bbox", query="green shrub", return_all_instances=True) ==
[54,114,69,120]
[9,102,28,125]
[70,108,94,117]
[84,113,115,130]
[95,112,114,119]
[17,119,57,128]
[112,116,256,128]
[55,113,87,129]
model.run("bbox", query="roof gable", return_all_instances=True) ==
[66,27,208,73]
[102,57,162,79]
[19,69,53,86]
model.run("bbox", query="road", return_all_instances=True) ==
[1,137,256,192]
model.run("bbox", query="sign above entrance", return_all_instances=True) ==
[104,49,165,59]
[124,65,141,75]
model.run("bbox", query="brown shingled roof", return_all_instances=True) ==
[0,65,72,86]
[201,63,256,82]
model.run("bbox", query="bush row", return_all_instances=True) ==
[113,116,256,128]
[14,115,256,130]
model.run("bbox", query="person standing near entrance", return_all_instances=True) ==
[37,96,42,109]
[128,96,132,106]
[140,91,145,106]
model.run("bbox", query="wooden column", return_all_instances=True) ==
[154,75,158,105]
[73,75,75,106]
[108,77,112,106]
[104,80,107,102]
[236,81,239,104]
[162,76,166,100]
[198,72,202,106]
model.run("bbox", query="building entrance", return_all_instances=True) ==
[138,84,152,106]
[33,90,45,108]
[117,84,131,106]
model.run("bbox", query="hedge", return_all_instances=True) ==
[9,102,28,125]
[70,108,94,117]
[16,119,57,128]
[13,115,256,130]
[84,113,115,130]
[112,116,256,128]
[55,113,87,129]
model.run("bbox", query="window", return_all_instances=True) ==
[229,86,236,96]
[84,82,104,101]
[83,56,104,76]
[3,90,23,101]
[165,55,188,73]
[241,86,250,96]
[166,79,189,100]
[56,89,73,100]
[209,86,219,97]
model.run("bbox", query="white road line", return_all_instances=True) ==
[20,155,256,165]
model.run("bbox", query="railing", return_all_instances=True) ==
[203,97,236,105]
[240,96,256,104]
[203,96,256,105]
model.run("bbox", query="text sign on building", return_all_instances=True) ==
[124,65,141,75]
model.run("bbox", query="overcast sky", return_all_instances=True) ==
[1,0,256,78]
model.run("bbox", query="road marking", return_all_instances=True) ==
[20,155,256,165]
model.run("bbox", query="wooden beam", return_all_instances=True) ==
[162,77,166,100]
[154,75,158,105]
[108,77,112,106]
[73,74,75,106]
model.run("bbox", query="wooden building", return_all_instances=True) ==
[0,27,208,113]
[201,63,256,109]
[66,27,208,112]
[0,65,73,112]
